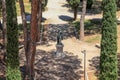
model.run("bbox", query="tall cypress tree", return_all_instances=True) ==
[100,0,118,80]
[6,0,21,80]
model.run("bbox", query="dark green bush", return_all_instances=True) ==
[87,0,93,9]
[99,0,118,80]
[71,20,101,34]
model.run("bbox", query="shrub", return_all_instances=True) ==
[87,0,93,9]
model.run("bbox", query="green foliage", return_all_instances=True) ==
[99,0,118,80]
[71,20,101,34]
[87,0,93,9]
[42,0,48,8]
[18,23,30,31]
[42,0,48,10]
[6,0,21,79]
[7,66,21,80]
[6,0,19,68]
[66,0,80,9]
[85,34,100,43]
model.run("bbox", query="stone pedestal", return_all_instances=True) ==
[55,43,65,57]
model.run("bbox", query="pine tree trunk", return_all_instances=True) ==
[80,0,87,40]
[74,7,77,20]
[29,0,38,79]
[36,0,42,42]
[19,0,30,77]
[1,0,7,62]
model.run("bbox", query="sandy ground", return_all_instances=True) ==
[17,0,103,24]
[36,38,100,71]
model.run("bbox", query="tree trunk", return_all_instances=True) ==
[1,0,7,62]
[80,0,87,40]
[36,0,42,42]
[29,0,38,79]
[19,0,30,78]
[74,6,78,20]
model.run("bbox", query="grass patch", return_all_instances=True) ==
[84,34,101,43]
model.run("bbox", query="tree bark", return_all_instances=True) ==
[19,0,30,78]
[74,6,78,20]
[80,0,87,40]
[36,0,42,42]
[29,0,38,79]
[1,0,7,62]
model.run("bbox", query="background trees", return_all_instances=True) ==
[87,0,93,9]
[66,0,80,20]
[100,0,118,80]
[6,0,21,79]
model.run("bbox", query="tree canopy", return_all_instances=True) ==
[66,0,80,9]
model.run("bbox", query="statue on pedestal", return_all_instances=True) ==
[55,31,65,57]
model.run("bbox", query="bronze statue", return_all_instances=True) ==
[57,31,62,45]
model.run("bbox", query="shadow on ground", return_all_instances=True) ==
[25,13,46,22]
[88,56,100,78]
[59,15,73,22]
[89,56,100,71]
[19,49,83,80]
[18,23,79,46]
[47,24,77,42]
[61,4,69,8]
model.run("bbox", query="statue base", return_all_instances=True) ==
[55,43,65,57]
